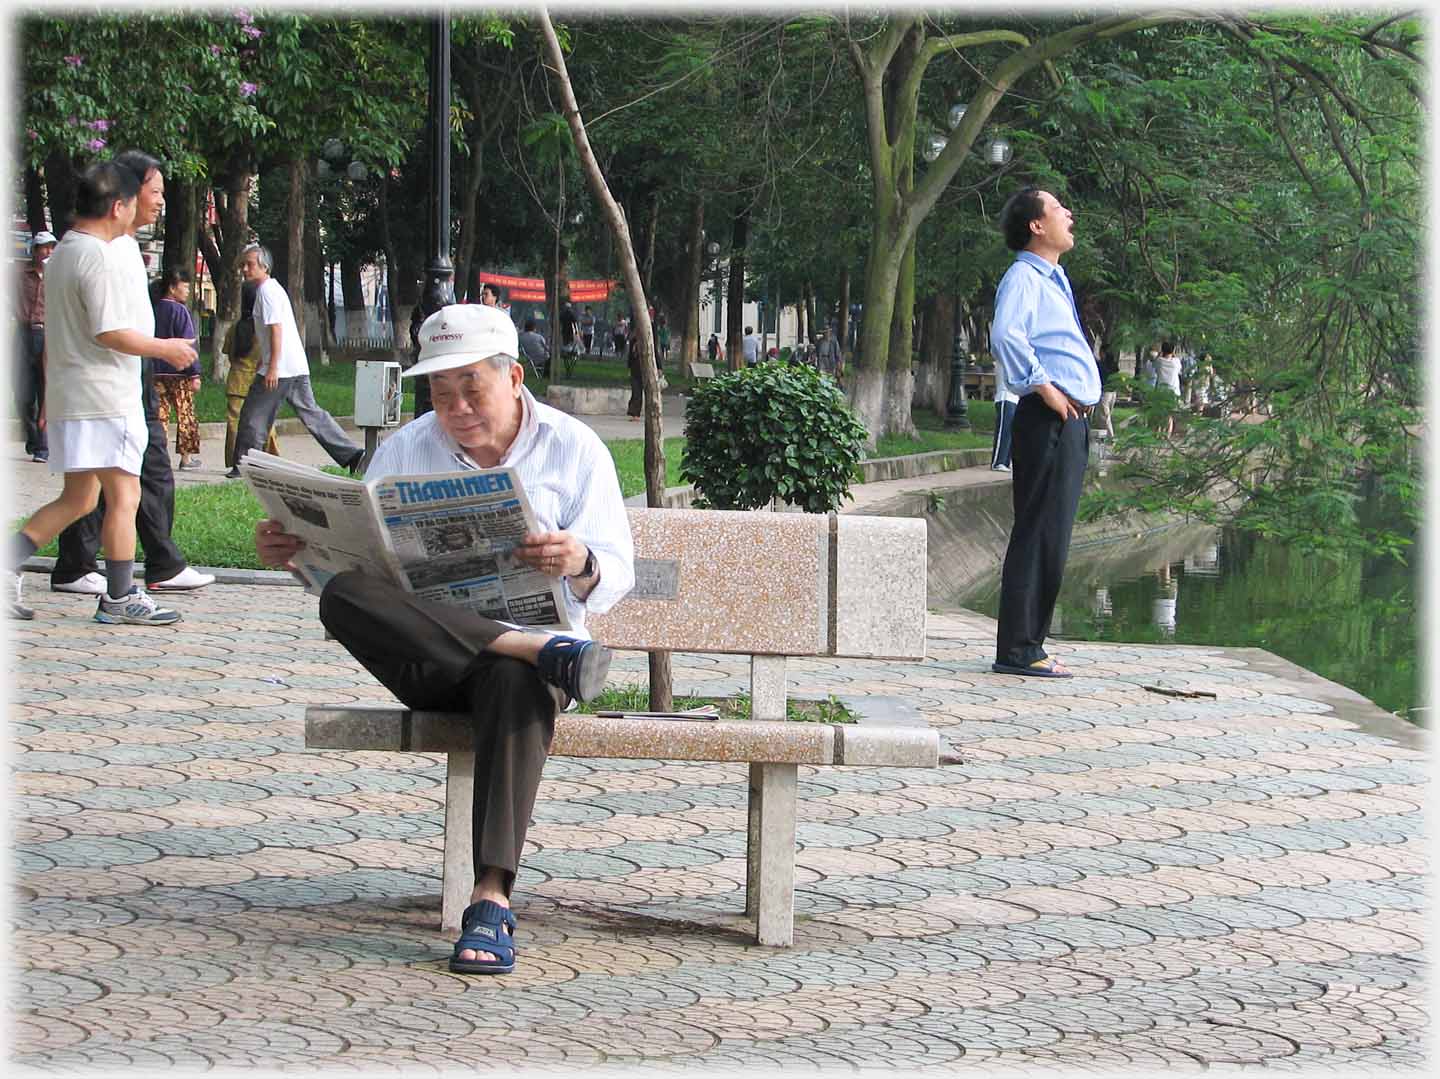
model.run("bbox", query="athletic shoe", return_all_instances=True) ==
[94,587,182,625]
[990,463,1012,472]
[52,572,107,596]
[225,467,241,479]
[147,567,215,591]
[31,453,48,463]
[177,456,202,470]
[7,571,34,620]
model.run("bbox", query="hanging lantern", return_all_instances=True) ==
[315,159,332,179]
[986,136,1013,166]
[947,102,968,130]
[322,138,346,162]
[346,161,367,182]
[921,133,947,163]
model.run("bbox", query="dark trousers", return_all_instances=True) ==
[15,327,47,455]
[53,366,186,586]
[319,571,559,896]
[626,355,643,417]
[991,399,1017,469]
[233,374,360,469]
[995,394,1089,667]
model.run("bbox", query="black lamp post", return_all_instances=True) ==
[420,14,454,321]
[944,306,971,430]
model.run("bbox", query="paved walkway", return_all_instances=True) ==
[8,580,1428,1072]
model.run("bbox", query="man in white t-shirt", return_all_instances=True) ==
[227,244,362,478]
[741,326,761,366]
[6,161,197,622]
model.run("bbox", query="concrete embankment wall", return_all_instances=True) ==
[850,478,1198,604]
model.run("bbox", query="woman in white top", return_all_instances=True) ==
[1153,341,1183,437]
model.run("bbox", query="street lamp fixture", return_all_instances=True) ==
[986,136,1013,166]
[947,102,968,130]
[346,161,368,182]
[921,133,947,163]
[322,138,346,162]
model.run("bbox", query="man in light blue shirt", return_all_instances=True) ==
[989,187,1100,679]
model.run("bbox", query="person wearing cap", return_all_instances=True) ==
[14,229,57,463]
[227,243,364,478]
[252,302,634,976]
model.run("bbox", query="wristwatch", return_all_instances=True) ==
[570,547,597,581]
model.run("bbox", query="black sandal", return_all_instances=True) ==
[536,635,612,702]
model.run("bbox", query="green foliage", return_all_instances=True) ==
[681,364,867,512]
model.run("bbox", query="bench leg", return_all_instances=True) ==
[442,751,475,933]
[746,761,797,947]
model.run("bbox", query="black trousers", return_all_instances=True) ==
[319,571,559,896]
[15,327,47,455]
[52,365,187,586]
[995,394,1089,667]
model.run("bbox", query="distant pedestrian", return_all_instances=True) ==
[817,326,841,378]
[611,315,628,360]
[14,229,56,463]
[706,333,720,365]
[227,244,363,478]
[1093,348,1119,439]
[989,186,1099,678]
[1153,340,1182,437]
[580,305,596,355]
[560,304,579,371]
[742,325,761,367]
[518,318,551,379]
[221,280,281,468]
[150,269,203,470]
[479,283,500,307]
[655,310,670,368]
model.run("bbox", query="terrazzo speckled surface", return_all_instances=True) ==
[8,579,1429,1073]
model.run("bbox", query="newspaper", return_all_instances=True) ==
[239,449,569,630]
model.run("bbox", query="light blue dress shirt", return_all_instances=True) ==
[990,251,1100,406]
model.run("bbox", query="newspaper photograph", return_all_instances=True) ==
[239,450,569,629]
[371,469,569,630]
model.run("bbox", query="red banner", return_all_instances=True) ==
[477,270,616,304]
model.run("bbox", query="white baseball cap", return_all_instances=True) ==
[404,303,519,379]
[31,230,57,248]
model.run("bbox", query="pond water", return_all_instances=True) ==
[950,517,1419,723]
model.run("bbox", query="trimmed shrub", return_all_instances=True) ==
[681,363,867,512]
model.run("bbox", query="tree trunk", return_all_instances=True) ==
[43,151,77,238]
[24,166,48,232]
[208,168,253,382]
[725,204,749,371]
[162,179,198,283]
[285,157,307,350]
[804,282,817,348]
[837,266,851,362]
[914,292,953,414]
[305,199,330,358]
[680,194,705,378]
[642,191,660,295]
[851,198,905,441]
[884,237,918,437]
[539,7,669,711]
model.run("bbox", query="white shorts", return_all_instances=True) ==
[47,414,147,476]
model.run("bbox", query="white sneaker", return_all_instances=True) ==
[94,587,182,625]
[147,567,215,591]
[991,463,1012,472]
[7,571,34,620]
[52,571,108,595]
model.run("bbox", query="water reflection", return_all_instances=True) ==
[946,522,1418,721]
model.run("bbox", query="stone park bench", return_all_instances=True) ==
[305,508,937,946]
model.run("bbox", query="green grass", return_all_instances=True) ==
[869,406,995,458]
[607,438,687,496]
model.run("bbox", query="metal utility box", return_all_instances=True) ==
[354,360,402,427]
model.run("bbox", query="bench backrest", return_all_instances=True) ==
[690,362,716,379]
[588,508,926,660]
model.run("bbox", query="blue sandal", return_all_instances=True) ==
[449,899,517,975]
[536,635,612,703]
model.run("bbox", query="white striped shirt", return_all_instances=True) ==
[366,387,635,637]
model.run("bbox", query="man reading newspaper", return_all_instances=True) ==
[253,303,634,977]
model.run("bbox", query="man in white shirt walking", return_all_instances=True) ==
[253,302,634,978]
[5,161,197,622]
[227,244,363,478]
